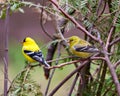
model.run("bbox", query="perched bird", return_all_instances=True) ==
[22,37,50,67]
[67,36,99,58]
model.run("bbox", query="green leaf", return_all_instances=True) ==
[10,3,19,11]
[18,8,24,13]
[0,8,6,19]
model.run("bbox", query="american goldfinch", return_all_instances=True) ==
[22,37,50,67]
[67,36,99,58]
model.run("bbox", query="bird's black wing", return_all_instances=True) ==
[24,50,50,67]
[74,45,99,53]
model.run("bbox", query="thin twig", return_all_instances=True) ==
[96,0,103,16]
[47,56,76,63]
[114,60,120,69]
[91,56,105,61]
[105,14,119,50]
[102,83,114,96]
[40,0,53,40]
[96,61,107,96]
[68,73,79,96]
[96,0,107,19]
[109,37,120,46]
[4,4,10,96]
[47,60,80,70]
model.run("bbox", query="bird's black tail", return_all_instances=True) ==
[43,61,50,67]
[43,61,50,79]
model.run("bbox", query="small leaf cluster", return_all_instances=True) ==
[8,67,43,96]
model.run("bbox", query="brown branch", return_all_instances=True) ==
[91,56,105,61]
[48,60,89,96]
[45,43,61,96]
[101,2,120,95]
[40,3,53,40]
[29,56,105,70]
[109,37,120,46]
[4,4,10,96]
[102,83,114,96]
[105,16,119,50]
[49,0,99,42]
[47,56,77,63]
[44,40,58,79]
[96,0,103,16]
[103,51,120,96]
[96,0,107,19]
[68,73,79,96]
[114,60,120,69]
[96,61,107,96]
[47,60,80,70]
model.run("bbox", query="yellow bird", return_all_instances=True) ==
[67,36,99,58]
[22,37,50,67]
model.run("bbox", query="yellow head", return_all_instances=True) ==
[68,36,80,47]
[22,37,36,46]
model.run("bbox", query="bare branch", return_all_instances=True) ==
[40,7,53,39]
[114,60,120,69]
[47,56,77,63]
[96,0,103,16]
[47,60,80,70]
[48,60,89,96]
[109,37,120,46]
[45,43,61,96]
[103,51,120,96]
[96,0,107,19]
[4,4,10,96]
[68,73,79,96]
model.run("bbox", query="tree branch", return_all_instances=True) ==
[47,60,80,70]
[4,4,10,96]
[68,73,79,96]
[48,60,89,96]
[49,0,99,42]
[40,0,53,40]
[114,60,120,69]
[109,37,120,46]
[103,51,120,96]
